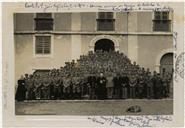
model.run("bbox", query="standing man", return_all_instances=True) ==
[113,74,120,99]
[62,75,71,99]
[146,72,153,99]
[88,74,97,99]
[33,75,42,100]
[137,75,145,99]
[152,71,157,99]
[120,73,129,99]
[129,75,137,99]
[15,76,27,101]
[97,73,107,100]
[42,75,51,100]
[53,74,62,100]
[155,73,163,99]
[106,73,114,99]
[26,75,35,100]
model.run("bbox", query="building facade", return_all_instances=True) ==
[14,11,173,82]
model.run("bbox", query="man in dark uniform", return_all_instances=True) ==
[42,75,51,100]
[26,75,35,100]
[121,73,129,99]
[129,74,137,99]
[97,73,107,100]
[62,75,71,99]
[71,74,81,99]
[88,74,96,99]
[146,72,154,99]
[113,74,121,99]
[15,76,27,101]
[137,75,145,99]
[33,75,42,100]
[155,73,163,99]
[53,75,62,100]
[152,71,157,99]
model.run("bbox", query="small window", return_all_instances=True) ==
[153,11,171,32]
[98,12,113,19]
[35,13,53,31]
[35,36,51,54]
[97,12,115,31]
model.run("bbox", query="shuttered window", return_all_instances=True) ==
[153,11,171,32]
[97,12,115,31]
[35,36,51,54]
[35,13,53,31]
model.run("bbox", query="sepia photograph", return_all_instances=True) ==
[14,6,173,116]
[2,1,184,127]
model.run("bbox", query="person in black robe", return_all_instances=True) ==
[87,75,96,99]
[15,76,27,102]
[97,73,107,100]
[155,73,163,99]
[120,73,129,99]
[113,74,121,99]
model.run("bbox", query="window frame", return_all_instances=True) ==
[96,12,116,31]
[153,11,171,32]
[33,34,54,58]
[34,13,54,31]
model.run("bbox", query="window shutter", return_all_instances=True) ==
[106,12,113,19]
[43,36,51,54]
[97,12,115,31]
[36,13,52,18]
[98,12,106,19]
[35,13,53,31]
[162,11,169,20]
[35,36,51,54]
[154,11,161,20]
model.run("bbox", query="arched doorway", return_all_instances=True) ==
[160,53,173,75]
[94,39,115,52]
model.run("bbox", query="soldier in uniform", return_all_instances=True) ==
[24,74,29,100]
[166,73,172,97]
[42,75,51,100]
[71,74,81,99]
[129,75,137,99]
[87,74,96,99]
[120,73,129,99]
[162,73,169,98]
[146,72,153,99]
[113,74,121,99]
[62,75,71,99]
[106,73,114,99]
[53,75,62,100]
[137,75,145,99]
[152,71,157,99]
[33,75,42,100]
[75,75,82,99]
[26,75,35,100]
[155,73,163,99]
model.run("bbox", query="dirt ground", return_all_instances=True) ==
[15,99,173,115]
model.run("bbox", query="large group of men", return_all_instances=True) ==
[15,50,172,101]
